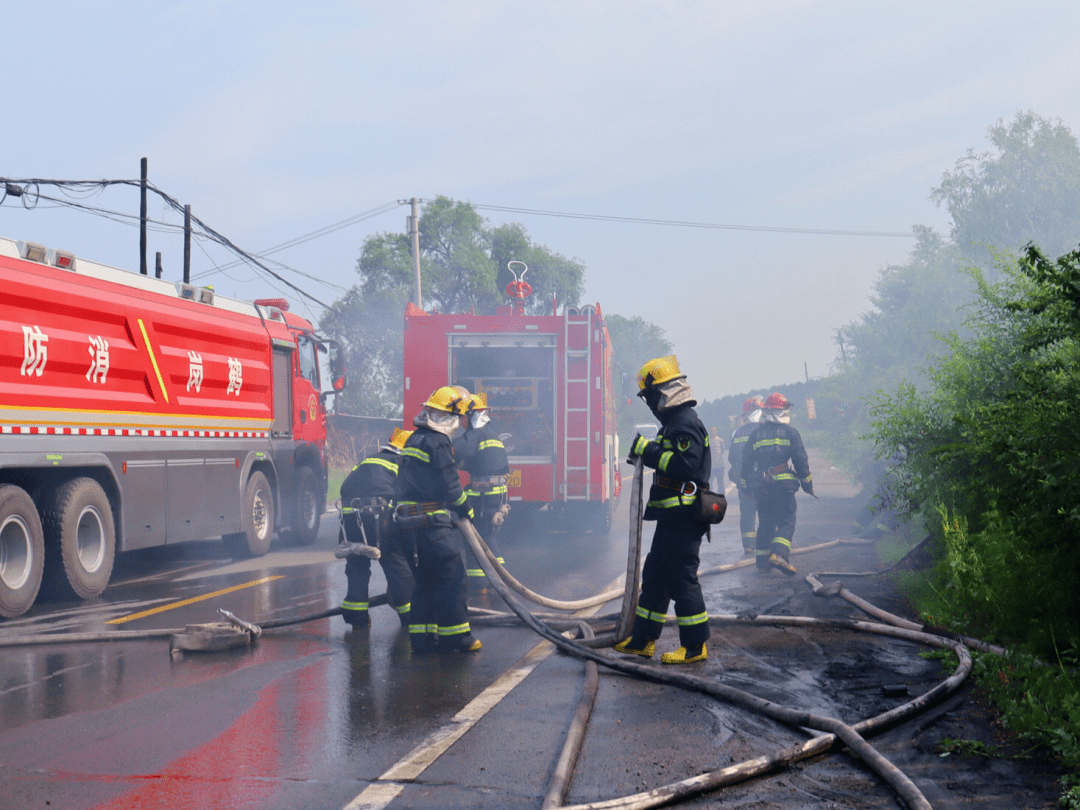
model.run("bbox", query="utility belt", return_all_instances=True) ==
[769,463,790,475]
[466,476,510,524]
[653,475,698,496]
[653,474,726,526]
[467,474,507,493]
[347,496,391,516]
[393,501,450,530]
[337,497,392,559]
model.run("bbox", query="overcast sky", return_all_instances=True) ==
[3,1,1078,402]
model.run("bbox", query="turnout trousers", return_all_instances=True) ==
[629,515,710,649]
[409,523,472,649]
[463,492,506,585]
[755,483,798,567]
[341,515,417,626]
[737,488,758,553]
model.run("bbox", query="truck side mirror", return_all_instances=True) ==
[327,339,347,392]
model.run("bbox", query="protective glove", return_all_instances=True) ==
[453,503,475,521]
[626,433,653,462]
[801,477,816,497]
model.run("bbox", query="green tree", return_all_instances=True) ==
[321,197,585,415]
[871,243,1080,654]
[932,111,1080,269]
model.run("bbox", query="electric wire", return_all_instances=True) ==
[471,202,917,238]
[0,177,340,312]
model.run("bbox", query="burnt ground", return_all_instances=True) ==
[562,449,1065,810]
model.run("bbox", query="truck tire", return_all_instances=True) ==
[0,485,46,619]
[283,466,322,546]
[42,477,116,601]
[225,471,274,558]
[588,498,616,535]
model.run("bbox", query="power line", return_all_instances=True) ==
[191,200,403,280]
[0,176,341,312]
[471,202,916,238]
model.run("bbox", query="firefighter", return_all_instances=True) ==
[337,427,417,628]
[740,392,814,575]
[614,355,711,665]
[394,386,481,654]
[708,426,726,491]
[728,396,764,556]
[453,392,510,591]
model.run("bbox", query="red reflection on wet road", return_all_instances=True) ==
[88,680,286,810]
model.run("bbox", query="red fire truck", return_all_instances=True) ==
[402,265,620,533]
[0,236,345,618]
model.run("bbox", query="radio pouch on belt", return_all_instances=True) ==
[697,487,727,525]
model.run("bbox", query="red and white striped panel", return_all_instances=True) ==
[0,425,269,438]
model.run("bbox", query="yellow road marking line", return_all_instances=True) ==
[106,575,285,624]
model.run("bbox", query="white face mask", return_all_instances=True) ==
[414,407,462,436]
[470,410,491,429]
[654,377,695,412]
[761,408,790,424]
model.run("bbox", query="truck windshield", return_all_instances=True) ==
[452,345,554,461]
[297,334,320,388]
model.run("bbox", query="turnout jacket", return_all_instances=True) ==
[636,404,711,521]
[740,421,812,494]
[453,424,510,480]
[727,422,757,489]
[395,427,471,520]
[340,448,398,505]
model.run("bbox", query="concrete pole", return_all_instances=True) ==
[410,197,422,308]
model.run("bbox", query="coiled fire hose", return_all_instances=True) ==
[456,512,969,810]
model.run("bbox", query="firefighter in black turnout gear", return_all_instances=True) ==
[615,355,712,665]
[337,428,416,628]
[728,396,764,556]
[740,391,814,576]
[395,386,481,654]
[453,392,510,590]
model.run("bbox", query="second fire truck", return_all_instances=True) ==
[402,263,620,533]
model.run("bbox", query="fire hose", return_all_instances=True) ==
[456,514,962,810]
[0,471,991,810]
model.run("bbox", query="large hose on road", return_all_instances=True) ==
[457,516,965,810]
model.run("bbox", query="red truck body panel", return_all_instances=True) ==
[0,235,329,616]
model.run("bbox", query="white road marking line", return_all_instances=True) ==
[342,574,622,810]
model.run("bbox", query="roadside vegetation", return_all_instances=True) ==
[705,112,1080,801]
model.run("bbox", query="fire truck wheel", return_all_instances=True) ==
[284,466,321,546]
[42,477,116,601]
[0,485,46,619]
[589,499,616,535]
[225,471,275,558]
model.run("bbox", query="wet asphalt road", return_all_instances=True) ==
[0,454,1059,809]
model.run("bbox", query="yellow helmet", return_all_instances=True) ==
[389,427,414,449]
[636,355,684,395]
[470,392,489,411]
[424,385,470,414]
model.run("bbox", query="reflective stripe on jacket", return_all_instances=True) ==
[639,403,710,521]
[395,427,468,511]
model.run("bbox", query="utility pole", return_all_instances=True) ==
[408,197,422,308]
[183,204,191,284]
[139,158,148,275]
